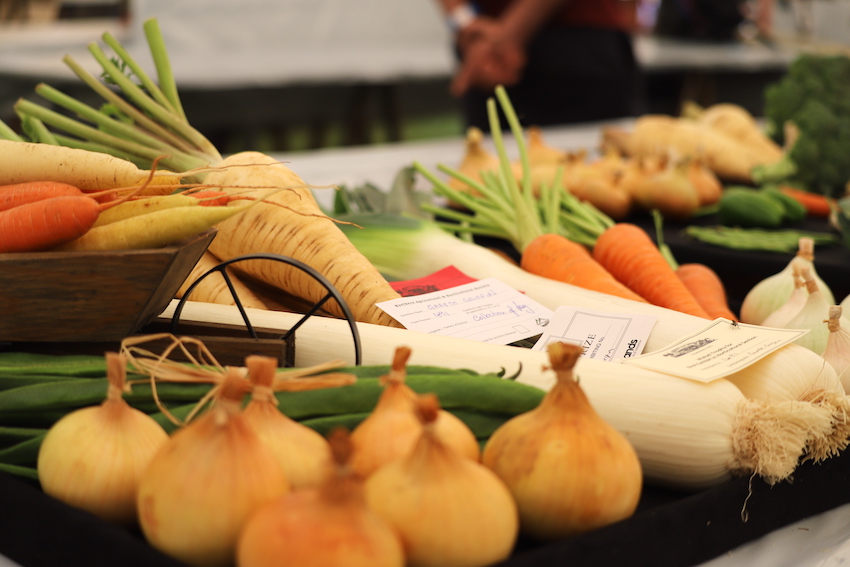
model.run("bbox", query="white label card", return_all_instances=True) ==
[623,318,809,383]
[531,306,657,361]
[376,278,554,345]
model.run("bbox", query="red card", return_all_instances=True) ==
[390,266,478,297]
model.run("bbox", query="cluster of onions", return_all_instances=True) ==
[740,237,834,325]
[242,354,333,490]
[349,345,480,477]
[137,367,289,567]
[37,351,169,525]
[237,428,405,567]
[364,394,519,567]
[823,305,850,390]
[482,341,643,541]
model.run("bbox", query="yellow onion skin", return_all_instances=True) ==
[243,398,333,490]
[365,434,518,567]
[37,398,168,525]
[137,408,289,567]
[237,486,405,567]
[482,374,643,541]
[350,382,480,477]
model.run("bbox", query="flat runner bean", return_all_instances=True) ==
[685,225,839,253]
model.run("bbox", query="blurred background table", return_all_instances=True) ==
[1,0,848,152]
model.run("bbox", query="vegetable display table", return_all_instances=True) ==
[1,122,849,567]
[2,447,850,567]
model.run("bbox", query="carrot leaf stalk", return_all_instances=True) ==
[10,18,220,178]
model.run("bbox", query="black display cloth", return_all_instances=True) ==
[2,450,850,567]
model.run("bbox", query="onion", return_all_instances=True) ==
[740,237,834,324]
[761,264,807,328]
[364,394,519,567]
[482,341,643,541]
[823,305,850,390]
[137,368,289,567]
[37,352,168,525]
[349,346,480,477]
[243,354,333,490]
[237,428,405,567]
[784,267,835,354]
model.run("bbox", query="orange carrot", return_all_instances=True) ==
[0,195,113,253]
[779,186,834,218]
[592,223,711,318]
[520,233,647,302]
[190,190,232,206]
[0,181,84,211]
[675,262,738,321]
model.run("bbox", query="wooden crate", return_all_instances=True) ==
[0,229,216,342]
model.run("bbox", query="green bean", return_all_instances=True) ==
[0,352,106,377]
[300,412,369,436]
[0,435,44,466]
[684,225,840,253]
[0,462,39,482]
[0,379,108,413]
[0,374,92,391]
[276,374,543,421]
[0,426,46,448]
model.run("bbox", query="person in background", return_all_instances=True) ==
[434,0,646,131]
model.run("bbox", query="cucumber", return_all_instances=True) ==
[763,186,807,224]
[718,186,786,228]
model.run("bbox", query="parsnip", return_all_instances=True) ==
[204,152,403,328]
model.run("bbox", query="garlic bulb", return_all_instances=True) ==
[740,237,834,324]
[364,394,518,567]
[243,354,333,490]
[137,368,289,567]
[482,342,643,541]
[237,428,405,567]
[785,268,833,354]
[37,352,168,525]
[761,265,807,328]
[823,305,850,391]
[349,346,480,477]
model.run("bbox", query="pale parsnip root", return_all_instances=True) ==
[204,152,402,327]
[0,140,182,192]
[600,115,782,183]
[177,250,269,310]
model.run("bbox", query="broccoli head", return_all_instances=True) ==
[760,53,850,196]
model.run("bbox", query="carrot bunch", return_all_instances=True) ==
[0,180,142,253]
[0,175,257,254]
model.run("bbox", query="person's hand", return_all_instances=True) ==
[451,18,526,96]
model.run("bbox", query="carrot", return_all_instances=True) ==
[0,181,84,211]
[0,140,182,193]
[0,195,114,253]
[177,250,269,310]
[675,263,738,321]
[520,233,647,303]
[57,201,254,251]
[592,223,711,319]
[650,210,736,321]
[202,152,403,328]
[779,186,834,218]
[189,190,232,206]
